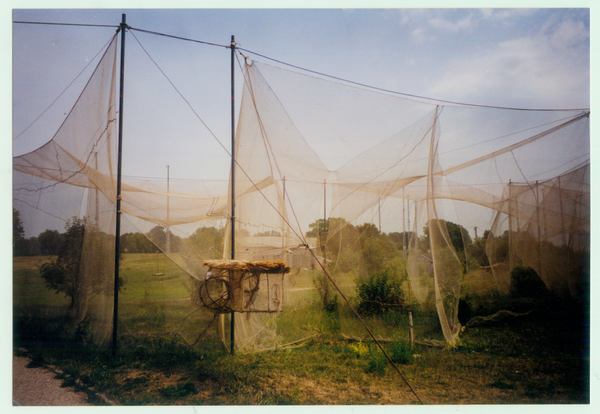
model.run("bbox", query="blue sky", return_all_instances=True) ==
[10,8,591,125]
[6,4,594,232]
[8,5,592,176]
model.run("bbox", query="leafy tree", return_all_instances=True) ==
[21,237,41,256]
[355,270,406,317]
[39,217,123,324]
[148,226,166,252]
[121,232,155,253]
[39,217,86,318]
[13,209,25,256]
[357,223,379,238]
[306,218,328,238]
[189,226,225,259]
[468,234,490,267]
[142,226,182,253]
[423,219,471,253]
[360,233,397,276]
[38,229,63,256]
[388,231,414,250]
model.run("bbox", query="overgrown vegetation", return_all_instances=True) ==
[355,270,406,317]
[509,266,548,298]
[14,251,589,405]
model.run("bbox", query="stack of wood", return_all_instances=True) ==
[203,259,291,274]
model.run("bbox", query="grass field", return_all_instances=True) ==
[13,254,590,405]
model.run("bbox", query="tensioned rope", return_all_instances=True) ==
[14,20,589,112]
[12,33,117,142]
[129,23,589,111]
[128,31,424,403]
[128,31,309,247]
[16,21,589,403]
[236,48,590,112]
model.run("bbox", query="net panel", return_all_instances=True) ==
[13,34,589,351]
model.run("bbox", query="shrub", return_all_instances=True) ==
[355,270,406,317]
[365,346,387,375]
[322,294,340,332]
[348,341,369,358]
[388,340,414,365]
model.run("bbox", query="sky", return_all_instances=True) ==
[9,5,591,160]
[5,3,594,237]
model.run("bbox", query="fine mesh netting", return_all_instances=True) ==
[13,31,589,352]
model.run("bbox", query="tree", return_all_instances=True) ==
[360,232,397,276]
[13,209,25,256]
[388,231,414,250]
[39,217,86,318]
[468,233,490,267]
[21,237,41,256]
[39,217,123,325]
[422,219,472,253]
[357,223,379,238]
[38,229,63,256]
[306,218,329,238]
[188,226,225,259]
[148,226,166,252]
[121,232,155,253]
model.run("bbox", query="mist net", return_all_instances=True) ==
[13,34,589,351]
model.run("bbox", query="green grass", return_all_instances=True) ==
[13,255,589,405]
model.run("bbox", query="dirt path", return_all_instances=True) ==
[12,354,92,406]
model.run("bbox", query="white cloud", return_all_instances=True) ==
[427,19,589,108]
[550,19,589,50]
[411,27,431,42]
[428,12,475,33]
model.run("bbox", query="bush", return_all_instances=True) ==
[365,346,387,376]
[509,266,547,298]
[322,295,340,332]
[355,270,406,317]
[388,340,414,365]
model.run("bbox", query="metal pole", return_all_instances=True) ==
[508,179,513,273]
[402,188,406,259]
[230,35,236,355]
[95,152,99,227]
[113,13,127,357]
[378,194,381,233]
[166,165,170,254]
[536,180,542,277]
[323,178,328,305]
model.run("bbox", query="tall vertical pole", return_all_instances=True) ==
[94,152,99,227]
[323,179,328,305]
[557,176,566,247]
[402,188,406,259]
[230,35,236,355]
[166,165,170,254]
[113,13,127,356]
[508,179,513,273]
[378,194,381,233]
[536,180,542,278]
[282,176,286,250]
